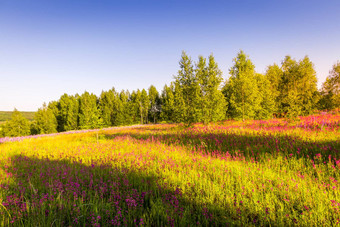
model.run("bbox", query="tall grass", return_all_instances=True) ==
[0,113,339,226]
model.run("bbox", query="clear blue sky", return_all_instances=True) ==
[1,0,339,111]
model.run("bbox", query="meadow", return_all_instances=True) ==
[0,111,35,123]
[0,113,339,226]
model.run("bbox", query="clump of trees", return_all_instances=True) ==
[171,52,226,125]
[1,109,31,137]
[224,51,264,120]
[318,61,340,110]
[223,51,319,120]
[30,103,57,134]
[1,51,339,137]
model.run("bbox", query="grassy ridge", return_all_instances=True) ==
[0,114,339,226]
[0,111,35,122]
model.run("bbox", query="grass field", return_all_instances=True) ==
[0,111,35,123]
[0,114,339,226]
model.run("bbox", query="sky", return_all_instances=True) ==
[0,0,339,111]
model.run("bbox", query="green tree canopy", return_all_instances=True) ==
[78,91,101,129]
[196,54,227,123]
[265,64,282,115]
[174,51,202,125]
[31,103,58,134]
[58,94,79,131]
[160,83,175,122]
[99,88,119,127]
[224,50,260,120]
[255,73,276,119]
[148,85,160,123]
[2,109,31,137]
[279,56,318,117]
[140,89,149,124]
[115,90,134,126]
[319,61,340,110]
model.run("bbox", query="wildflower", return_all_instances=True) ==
[265,207,269,214]
[315,153,322,159]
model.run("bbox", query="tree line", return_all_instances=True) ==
[1,50,339,137]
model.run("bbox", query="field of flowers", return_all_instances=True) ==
[0,113,339,226]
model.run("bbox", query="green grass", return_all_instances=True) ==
[0,114,339,226]
[0,111,35,122]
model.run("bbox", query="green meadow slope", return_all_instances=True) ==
[0,111,35,122]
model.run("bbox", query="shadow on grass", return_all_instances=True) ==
[103,126,340,164]
[0,154,246,226]
[1,125,339,226]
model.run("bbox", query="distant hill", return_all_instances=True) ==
[0,111,35,122]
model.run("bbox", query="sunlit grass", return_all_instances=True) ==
[0,113,339,226]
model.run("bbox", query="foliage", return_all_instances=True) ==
[319,61,340,110]
[148,85,161,124]
[2,52,337,138]
[174,51,200,125]
[58,94,79,131]
[160,84,175,122]
[99,88,119,127]
[30,103,58,135]
[196,55,227,123]
[255,73,276,119]
[78,91,102,129]
[0,111,34,123]
[278,56,319,117]
[224,50,261,120]
[140,89,149,124]
[115,90,134,126]
[265,64,282,115]
[174,52,226,125]
[1,109,31,137]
